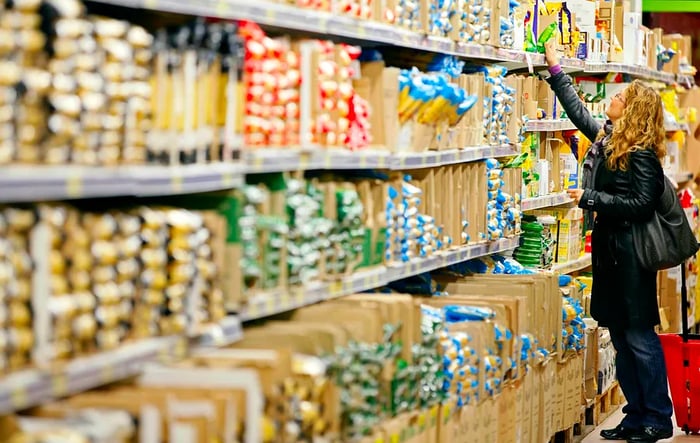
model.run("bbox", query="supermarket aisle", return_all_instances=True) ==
[583,407,696,442]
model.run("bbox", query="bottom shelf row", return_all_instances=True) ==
[4,270,613,443]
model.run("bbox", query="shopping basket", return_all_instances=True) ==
[659,262,700,435]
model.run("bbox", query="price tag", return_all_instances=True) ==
[324,153,332,169]
[280,292,291,309]
[359,154,367,169]
[51,374,68,397]
[247,303,259,320]
[399,156,407,169]
[265,8,277,21]
[66,175,83,198]
[252,155,264,172]
[377,155,386,169]
[300,152,312,171]
[174,338,187,358]
[221,172,235,188]
[329,281,342,297]
[357,25,368,39]
[101,365,114,383]
[293,288,305,305]
[143,0,158,8]
[265,297,275,314]
[171,174,183,193]
[11,387,27,408]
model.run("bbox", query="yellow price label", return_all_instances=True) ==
[324,153,332,169]
[377,155,386,169]
[329,281,342,298]
[293,288,305,305]
[247,304,259,319]
[251,155,264,172]
[357,25,368,39]
[101,365,114,383]
[280,292,291,309]
[421,154,428,167]
[399,156,407,169]
[359,154,367,169]
[299,152,310,171]
[11,387,27,408]
[265,297,275,314]
[318,16,329,32]
[143,0,158,8]
[222,172,234,188]
[51,374,68,397]
[66,175,83,198]
[174,338,187,358]
[171,174,183,193]
[265,8,277,21]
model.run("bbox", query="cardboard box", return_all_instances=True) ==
[537,361,557,442]
[583,324,599,399]
[497,383,518,443]
[663,34,692,74]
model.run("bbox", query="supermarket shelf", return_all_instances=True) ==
[522,192,572,211]
[525,119,686,133]
[0,145,517,203]
[231,145,519,174]
[385,236,521,280]
[524,119,579,132]
[551,253,592,275]
[240,266,388,321]
[585,62,676,83]
[677,74,696,87]
[0,163,245,203]
[239,236,520,321]
[388,145,518,169]
[243,148,389,173]
[90,0,681,85]
[197,316,244,347]
[0,336,186,415]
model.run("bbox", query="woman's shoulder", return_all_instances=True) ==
[630,147,659,160]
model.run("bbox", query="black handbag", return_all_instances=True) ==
[632,175,699,271]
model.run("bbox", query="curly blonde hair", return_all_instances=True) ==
[605,80,666,171]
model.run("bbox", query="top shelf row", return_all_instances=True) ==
[93,0,692,85]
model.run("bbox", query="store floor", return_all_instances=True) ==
[583,406,699,442]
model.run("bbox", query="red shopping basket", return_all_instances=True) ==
[659,263,700,435]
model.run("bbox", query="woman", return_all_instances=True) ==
[545,41,674,443]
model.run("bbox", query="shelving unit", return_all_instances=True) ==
[552,253,592,275]
[0,336,187,415]
[239,236,520,320]
[522,192,573,211]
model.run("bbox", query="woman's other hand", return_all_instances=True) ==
[545,40,560,68]
[567,188,584,204]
